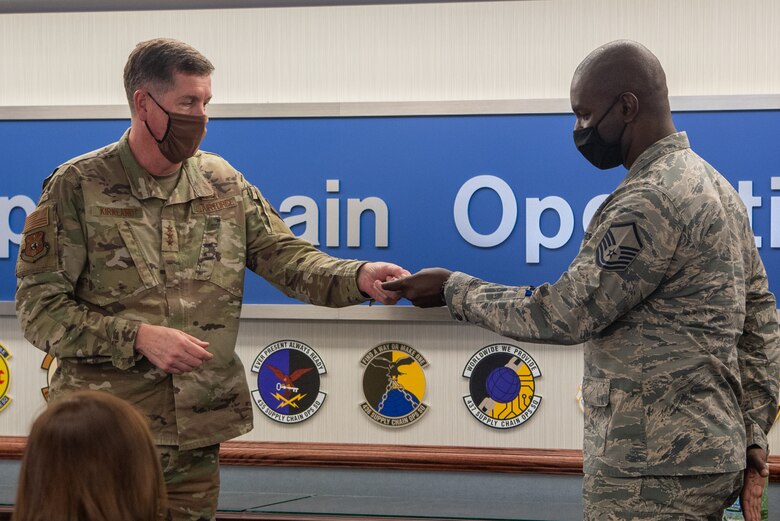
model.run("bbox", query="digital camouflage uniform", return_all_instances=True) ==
[16,130,367,519]
[444,132,780,518]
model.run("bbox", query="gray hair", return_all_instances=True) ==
[123,38,214,113]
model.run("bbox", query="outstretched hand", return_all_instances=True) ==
[381,268,453,308]
[741,446,768,521]
[357,262,411,305]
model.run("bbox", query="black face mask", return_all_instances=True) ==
[573,97,627,170]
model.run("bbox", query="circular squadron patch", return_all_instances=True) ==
[463,343,541,429]
[0,343,11,412]
[250,340,326,424]
[41,353,58,401]
[360,342,428,427]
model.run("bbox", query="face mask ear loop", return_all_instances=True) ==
[144,92,172,144]
[593,96,622,133]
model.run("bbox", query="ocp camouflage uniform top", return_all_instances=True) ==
[16,130,367,450]
[444,132,780,477]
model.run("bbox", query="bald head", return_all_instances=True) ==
[572,40,669,113]
[570,40,677,169]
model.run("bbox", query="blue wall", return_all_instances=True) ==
[1,111,778,303]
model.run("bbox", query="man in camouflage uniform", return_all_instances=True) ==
[15,38,408,521]
[385,40,780,520]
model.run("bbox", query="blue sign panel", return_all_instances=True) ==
[1,111,778,304]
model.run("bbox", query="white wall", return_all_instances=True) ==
[1,313,586,448]
[0,0,778,108]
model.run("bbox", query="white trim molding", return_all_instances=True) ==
[1,95,780,121]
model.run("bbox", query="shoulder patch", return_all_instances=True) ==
[20,231,50,263]
[17,206,59,276]
[595,222,643,272]
[23,207,49,232]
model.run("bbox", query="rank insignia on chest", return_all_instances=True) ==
[595,222,643,272]
[20,231,50,262]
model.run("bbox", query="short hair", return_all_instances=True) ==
[123,37,214,111]
[573,39,668,109]
[13,391,166,521]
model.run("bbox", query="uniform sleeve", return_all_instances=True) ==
[737,248,780,453]
[15,167,140,369]
[445,186,683,344]
[241,180,368,307]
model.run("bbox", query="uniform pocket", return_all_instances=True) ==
[116,222,158,289]
[582,376,611,456]
[194,215,245,297]
[755,306,777,330]
[87,221,158,305]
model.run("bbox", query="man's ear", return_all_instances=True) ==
[619,92,639,123]
[133,90,148,121]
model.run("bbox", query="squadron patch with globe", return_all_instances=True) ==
[360,342,428,427]
[251,340,326,424]
[463,343,541,429]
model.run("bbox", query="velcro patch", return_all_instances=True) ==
[20,231,50,262]
[23,207,49,232]
[91,206,143,219]
[595,222,643,272]
[192,197,237,214]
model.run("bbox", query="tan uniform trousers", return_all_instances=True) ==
[158,444,220,521]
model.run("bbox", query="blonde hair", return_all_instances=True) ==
[13,391,166,521]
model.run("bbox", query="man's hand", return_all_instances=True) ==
[381,268,453,308]
[357,262,411,305]
[741,446,768,521]
[134,323,213,374]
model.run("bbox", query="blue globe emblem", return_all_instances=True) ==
[486,366,521,403]
[376,389,419,417]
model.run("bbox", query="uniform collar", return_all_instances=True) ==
[118,128,214,202]
[626,131,690,181]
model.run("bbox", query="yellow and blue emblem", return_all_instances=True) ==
[0,343,11,412]
[463,343,541,429]
[360,342,428,427]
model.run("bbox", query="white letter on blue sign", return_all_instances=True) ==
[772,177,780,248]
[0,195,36,258]
[454,175,517,247]
[525,196,574,263]
[280,195,319,245]
[738,180,762,248]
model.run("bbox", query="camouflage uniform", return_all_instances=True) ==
[16,130,367,519]
[444,133,780,515]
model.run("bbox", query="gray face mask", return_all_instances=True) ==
[573,97,626,170]
[145,92,207,163]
